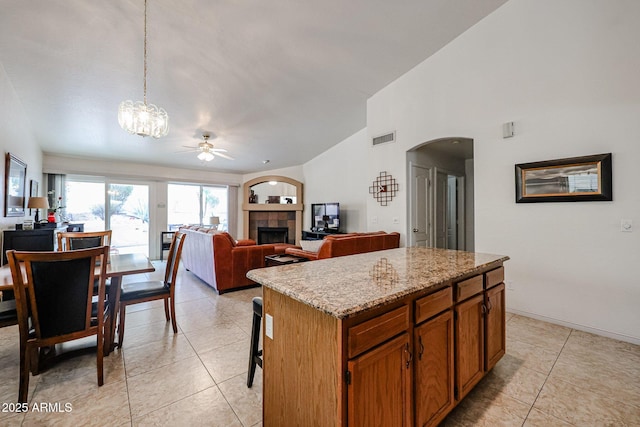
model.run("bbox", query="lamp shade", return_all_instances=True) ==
[209,216,220,226]
[27,197,49,210]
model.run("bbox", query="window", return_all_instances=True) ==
[167,183,228,231]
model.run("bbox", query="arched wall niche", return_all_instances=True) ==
[242,176,304,244]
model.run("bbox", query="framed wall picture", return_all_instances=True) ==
[515,153,612,203]
[4,153,27,217]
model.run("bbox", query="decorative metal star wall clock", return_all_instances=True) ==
[369,171,399,206]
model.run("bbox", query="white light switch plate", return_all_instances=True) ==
[265,313,274,339]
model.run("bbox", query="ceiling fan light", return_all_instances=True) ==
[198,151,214,161]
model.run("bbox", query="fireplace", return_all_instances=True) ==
[258,227,289,245]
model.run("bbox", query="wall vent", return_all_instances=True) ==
[372,131,395,146]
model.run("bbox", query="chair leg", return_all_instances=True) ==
[97,329,104,386]
[18,343,30,403]
[163,298,170,321]
[103,312,112,357]
[169,297,178,334]
[247,301,262,388]
[117,303,126,348]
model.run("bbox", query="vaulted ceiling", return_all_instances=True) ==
[0,0,506,173]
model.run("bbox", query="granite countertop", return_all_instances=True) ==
[247,247,509,319]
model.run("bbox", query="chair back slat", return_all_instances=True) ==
[57,230,112,265]
[165,232,186,288]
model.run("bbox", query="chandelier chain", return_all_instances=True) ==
[143,0,148,105]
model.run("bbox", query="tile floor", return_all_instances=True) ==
[0,262,638,426]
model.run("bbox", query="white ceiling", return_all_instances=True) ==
[0,0,506,174]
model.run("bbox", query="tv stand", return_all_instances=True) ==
[302,230,343,240]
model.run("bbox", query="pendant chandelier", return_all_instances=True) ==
[118,0,169,138]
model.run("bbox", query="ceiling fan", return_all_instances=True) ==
[180,133,234,162]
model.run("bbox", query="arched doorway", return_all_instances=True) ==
[407,138,474,251]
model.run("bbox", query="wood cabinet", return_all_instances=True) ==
[485,280,506,371]
[414,309,454,427]
[454,293,485,400]
[347,333,412,427]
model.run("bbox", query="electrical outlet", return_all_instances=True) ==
[265,313,273,339]
[392,217,399,224]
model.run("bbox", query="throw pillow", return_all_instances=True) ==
[300,239,324,253]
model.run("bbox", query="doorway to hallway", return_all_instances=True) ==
[407,138,474,251]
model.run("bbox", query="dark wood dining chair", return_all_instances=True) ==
[57,230,112,263]
[6,246,110,403]
[117,231,186,347]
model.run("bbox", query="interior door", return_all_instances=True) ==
[410,164,430,247]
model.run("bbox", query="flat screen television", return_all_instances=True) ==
[311,202,340,232]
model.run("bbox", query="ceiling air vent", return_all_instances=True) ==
[372,131,395,146]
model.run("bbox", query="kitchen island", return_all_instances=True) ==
[247,247,509,427]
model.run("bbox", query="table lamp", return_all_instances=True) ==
[209,216,220,230]
[27,197,49,223]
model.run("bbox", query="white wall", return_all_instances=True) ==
[303,129,370,232]
[0,63,43,232]
[304,0,640,343]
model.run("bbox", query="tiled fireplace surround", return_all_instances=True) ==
[248,211,296,245]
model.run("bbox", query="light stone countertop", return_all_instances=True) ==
[247,247,509,319]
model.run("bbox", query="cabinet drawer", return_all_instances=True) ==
[485,266,504,289]
[348,305,409,358]
[415,287,452,324]
[455,275,483,302]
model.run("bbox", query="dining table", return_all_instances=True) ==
[0,252,155,354]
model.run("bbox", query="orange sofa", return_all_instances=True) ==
[285,231,400,261]
[179,226,297,294]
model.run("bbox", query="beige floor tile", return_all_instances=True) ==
[123,333,196,378]
[218,372,263,427]
[506,336,559,375]
[119,319,179,350]
[199,338,251,384]
[126,355,215,418]
[533,375,640,425]
[523,408,573,426]
[442,381,531,426]
[23,379,130,426]
[132,385,242,427]
[183,321,247,354]
[549,356,640,406]
[122,306,169,329]
[507,314,571,353]
[176,307,235,333]
[481,354,548,405]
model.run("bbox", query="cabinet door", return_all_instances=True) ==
[485,283,506,371]
[415,310,454,427]
[455,293,484,401]
[348,333,412,427]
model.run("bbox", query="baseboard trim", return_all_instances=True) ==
[507,309,640,346]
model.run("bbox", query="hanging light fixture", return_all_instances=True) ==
[118,0,169,138]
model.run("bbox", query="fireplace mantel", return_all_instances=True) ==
[242,175,303,244]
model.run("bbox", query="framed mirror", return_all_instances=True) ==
[5,153,27,217]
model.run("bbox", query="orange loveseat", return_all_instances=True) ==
[179,226,297,293]
[284,231,400,261]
